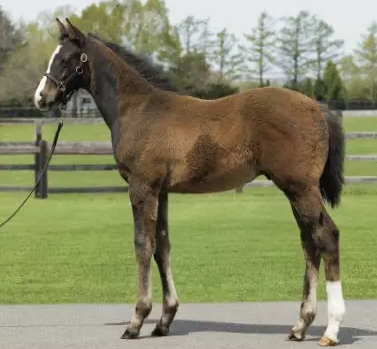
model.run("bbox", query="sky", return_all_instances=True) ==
[2,0,376,54]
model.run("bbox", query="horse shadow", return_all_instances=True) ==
[105,319,377,346]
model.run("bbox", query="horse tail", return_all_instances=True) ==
[319,109,345,208]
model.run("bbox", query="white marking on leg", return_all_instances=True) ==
[34,45,62,108]
[324,280,345,342]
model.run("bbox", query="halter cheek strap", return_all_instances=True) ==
[44,53,88,96]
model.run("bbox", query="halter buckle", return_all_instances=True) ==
[76,66,84,75]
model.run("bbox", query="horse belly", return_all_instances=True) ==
[168,160,258,194]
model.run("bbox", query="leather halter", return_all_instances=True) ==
[44,52,88,105]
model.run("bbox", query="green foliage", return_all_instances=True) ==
[0,6,24,68]
[338,55,364,99]
[314,78,327,100]
[354,21,377,101]
[69,1,125,44]
[323,60,344,101]
[168,51,211,92]
[298,77,315,98]
[192,83,239,99]
[1,3,377,106]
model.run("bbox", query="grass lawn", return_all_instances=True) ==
[342,116,377,132]
[0,185,377,304]
[0,116,376,304]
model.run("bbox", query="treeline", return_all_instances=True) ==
[0,1,377,109]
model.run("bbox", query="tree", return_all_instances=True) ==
[240,11,275,86]
[314,78,327,101]
[298,77,315,98]
[0,6,76,104]
[354,21,377,101]
[195,18,213,57]
[209,28,243,84]
[277,11,316,90]
[34,5,75,39]
[338,55,369,99]
[132,0,175,59]
[339,55,360,83]
[0,6,24,69]
[176,15,212,55]
[169,51,211,93]
[69,0,125,44]
[311,19,344,79]
[323,60,344,102]
[71,0,178,64]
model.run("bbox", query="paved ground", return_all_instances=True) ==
[0,301,376,348]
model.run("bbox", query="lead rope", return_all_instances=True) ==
[0,119,64,230]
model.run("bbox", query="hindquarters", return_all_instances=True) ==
[245,88,344,206]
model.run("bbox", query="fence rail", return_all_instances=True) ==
[1,118,377,198]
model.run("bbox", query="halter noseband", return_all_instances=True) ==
[44,52,88,104]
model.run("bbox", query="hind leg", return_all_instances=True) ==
[151,191,179,336]
[287,205,321,341]
[286,185,345,346]
[317,209,345,346]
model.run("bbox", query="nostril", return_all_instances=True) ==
[37,91,46,106]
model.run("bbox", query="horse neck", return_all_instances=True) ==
[85,39,154,130]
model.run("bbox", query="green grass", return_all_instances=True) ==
[0,116,377,304]
[0,185,377,304]
[0,122,111,142]
[342,117,377,132]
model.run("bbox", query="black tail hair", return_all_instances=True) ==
[319,108,345,208]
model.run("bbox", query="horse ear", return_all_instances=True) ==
[65,18,86,46]
[56,18,67,36]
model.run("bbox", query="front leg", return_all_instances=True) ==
[121,182,159,339]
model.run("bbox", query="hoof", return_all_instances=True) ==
[151,325,169,337]
[319,336,338,347]
[121,328,139,339]
[287,331,305,342]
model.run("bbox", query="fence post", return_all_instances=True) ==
[38,140,48,199]
[34,120,42,198]
[34,121,48,199]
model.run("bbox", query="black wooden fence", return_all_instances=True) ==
[1,118,377,199]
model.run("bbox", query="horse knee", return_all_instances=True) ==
[134,233,155,260]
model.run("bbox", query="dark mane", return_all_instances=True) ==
[86,32,183,94]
